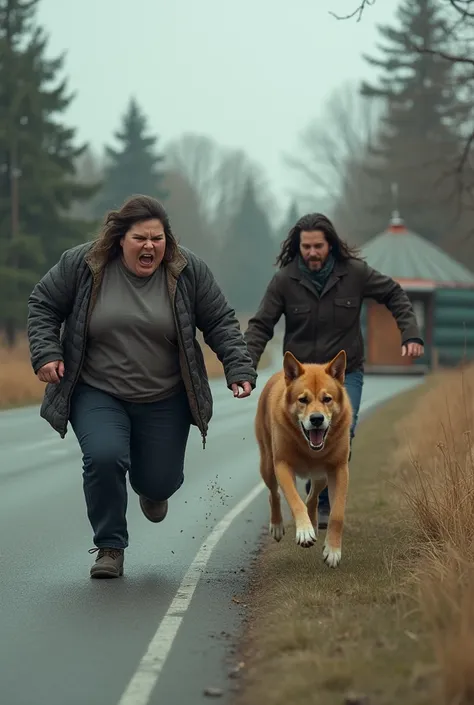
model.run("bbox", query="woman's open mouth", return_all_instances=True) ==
[139,253,154,268]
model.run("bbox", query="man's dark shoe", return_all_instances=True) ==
[89,547,124,579]
[318,504,330,530]
[139,496,168,523]
[305,481,331,529]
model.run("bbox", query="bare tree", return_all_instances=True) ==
[331,0,474,199]
[163,133,277,239]
[283,82,383,227]
[69,146,103,222]
[331,0,474,21]
[163,134,223,225]
[330,0,376,21]
[162,168,216,265]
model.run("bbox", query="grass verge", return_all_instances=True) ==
[232,379,440,705]
[0,324,270,410]
[0,337,45,409]
[394,364,474,705]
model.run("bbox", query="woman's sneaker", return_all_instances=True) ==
[89,547,124,579]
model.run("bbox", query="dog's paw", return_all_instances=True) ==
[295,525,317,548]
[323,543,341,568]
[269,522,285,542]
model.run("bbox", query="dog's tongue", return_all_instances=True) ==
[309,429,325,446]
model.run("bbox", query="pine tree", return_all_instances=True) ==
[358,0,468,243]
[0,0,97,345]
[96,97,167,213]
[222,178,277,313]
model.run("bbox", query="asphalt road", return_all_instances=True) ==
[0,360,424,705]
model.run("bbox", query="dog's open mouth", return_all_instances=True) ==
[301,425,329,451]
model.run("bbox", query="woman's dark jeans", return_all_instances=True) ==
[70,382,192,549]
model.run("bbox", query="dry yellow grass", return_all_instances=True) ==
[0,337,45,409]
[0,322,269,410]
[393,363,474,705]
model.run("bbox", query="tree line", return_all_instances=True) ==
[1,0,473,347]
[289,0,474,260]
[0,0,292,346]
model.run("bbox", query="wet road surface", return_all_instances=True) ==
[0,361,424,705]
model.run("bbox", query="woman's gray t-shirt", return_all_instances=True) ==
[80,257,183,402]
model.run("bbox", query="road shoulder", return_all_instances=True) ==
[148,493,269,704]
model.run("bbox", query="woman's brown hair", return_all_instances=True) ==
[90,194,178,265]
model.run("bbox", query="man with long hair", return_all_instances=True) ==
[244,212,424,528]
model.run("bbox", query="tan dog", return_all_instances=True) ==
[255,350,352,568]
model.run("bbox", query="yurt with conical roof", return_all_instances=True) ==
[360,212,474,373]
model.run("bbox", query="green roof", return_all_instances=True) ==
[361,214,474,285]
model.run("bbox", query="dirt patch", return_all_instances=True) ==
[232,380,439,705]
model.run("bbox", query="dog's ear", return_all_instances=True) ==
[325,350,346,383]
[283,351,304,382]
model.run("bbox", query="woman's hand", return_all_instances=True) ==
[231,381,252,398]
[37,360,65,384]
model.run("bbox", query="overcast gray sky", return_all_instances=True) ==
[38,0,399,207]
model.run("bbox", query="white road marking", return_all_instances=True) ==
[117,481,265,705]
[114,383,423,704]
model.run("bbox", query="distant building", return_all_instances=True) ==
[360,211,474,373]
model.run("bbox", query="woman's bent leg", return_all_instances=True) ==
[128,389,192,515]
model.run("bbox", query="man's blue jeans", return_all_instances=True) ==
[307,370,364,506]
